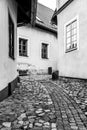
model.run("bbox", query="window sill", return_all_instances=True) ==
[65,47,77,53]
[19,55,28,57]
[42,57,49,60]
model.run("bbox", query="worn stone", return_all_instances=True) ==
[18,120,24,125]
[36,108,43,114]
[35,122,42,127]
[29,123,33,128]
[2,122,11,128]
[38,112,45,116]
[51,123,56,128]
[0,75,87,130]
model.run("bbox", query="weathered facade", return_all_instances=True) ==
[56,0,87,79]
[17,3,58,74]
[0,0,37,101]
[0,0,18,101]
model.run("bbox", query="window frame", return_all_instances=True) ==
[41,43,48,59]
[19,38,28,57]
[64,16,79,53]
[8,12,15,60]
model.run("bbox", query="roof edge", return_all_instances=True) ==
[54,0,74,16]
[35,23,57,35]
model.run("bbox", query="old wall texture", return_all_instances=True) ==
[17,25,58,73]
[57,0,87,78]
[0,0,17,91]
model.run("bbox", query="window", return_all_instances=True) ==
[19,38,28,57]
[41,43,48,59]
[65,19,78,52]
[9,13,14,59]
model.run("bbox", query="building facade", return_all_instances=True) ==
[17,3,58,74]
[0,0,18,101]
[56,0,87,79]
[0,0,37,101]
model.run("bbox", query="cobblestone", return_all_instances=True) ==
[0,74,87,130]
[54,77,87,114]
[41,80,87,130]
[0,75,56,130]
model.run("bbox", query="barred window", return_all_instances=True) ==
[66,20,77,52]
[9,13,14,59]
[41,43,48,59]
[19,38,28,57]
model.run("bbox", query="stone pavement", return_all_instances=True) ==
[0,75,87,130]
[0,76,57,130]
[53,78,87,116]
[41,80,87,130]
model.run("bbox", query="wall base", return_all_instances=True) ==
[59,76,87,81]
[0,77,18,102]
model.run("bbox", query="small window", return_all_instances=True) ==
[9,13,14,59]
[41,43,48,59]
[65,19,78,52]
[19,38,28,57]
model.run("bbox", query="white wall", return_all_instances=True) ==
[57,0,87,78]
[57,0,69,9]
[17,25,58,73]
[0,0,17,91]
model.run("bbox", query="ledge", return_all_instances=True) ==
[65,47,77,53]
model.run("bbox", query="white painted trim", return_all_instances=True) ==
[64,15,79,53]
[40,40,50,60]
[18,35,30,58]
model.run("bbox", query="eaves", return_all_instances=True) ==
[35,22,57,36]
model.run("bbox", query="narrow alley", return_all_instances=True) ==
[0,75,87,130]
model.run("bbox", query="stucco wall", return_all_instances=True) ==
[0,0,17,91]
[57,0,87,78]
[57,0,69,8]
[17,25,58,73]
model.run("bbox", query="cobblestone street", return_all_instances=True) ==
[0,76,56,130]
[41,80,87,130]
[0,75,87,130]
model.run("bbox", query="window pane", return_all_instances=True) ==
[67,31,71,38]
[66,19,77,52]
[72,21,77,28]
[23,41,26,46]
[66,44,71,50]
[19,45,21,49]
[72,28,77,35]
[19,38,28,56]
[23,46,26,50]
[74,35,77,41]
[66,25,71,32]
[73,28,77,34]
[42,43,48,59]
[67,38,71,43]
